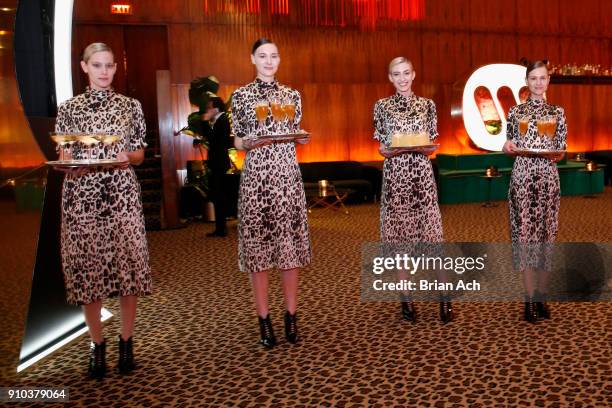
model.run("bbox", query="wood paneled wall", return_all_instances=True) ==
[74,0,611,162]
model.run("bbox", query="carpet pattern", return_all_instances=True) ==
[2,189,611,407]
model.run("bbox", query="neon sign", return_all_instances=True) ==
[462,64,529,151]
[111,4,133,15]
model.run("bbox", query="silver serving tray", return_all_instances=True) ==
[514,148,566,157]
[390,143,440,151]
[46,159,128,168]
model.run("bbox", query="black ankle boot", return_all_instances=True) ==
[439,297,453,324]
[88,340,106,380]
[118,335,136,374]
[284,311,298,344]
[524,297,538,323]
[258,315,277,348]
[534,291,550,319]
[401,302,416,323]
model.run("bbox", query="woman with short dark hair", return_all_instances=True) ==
[231,38,311,348]
[503,60,567,323]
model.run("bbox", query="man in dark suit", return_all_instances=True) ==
[202,96,233,237]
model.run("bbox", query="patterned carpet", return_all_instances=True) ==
[3,189,611,407]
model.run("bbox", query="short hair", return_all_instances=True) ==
[209,96,226,113]
[388,57,413,73]
[82,42,113,63]
[251,38,275,55]
[525,60,549,78]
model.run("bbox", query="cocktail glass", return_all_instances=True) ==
[270,97,284,134]
[282,98,296,131]
[254,100,269,133]
[518,117,529,138]
[78,134,99,162]
[545,116,557,140]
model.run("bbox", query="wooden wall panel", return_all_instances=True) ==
[394,31,424,80]
[559,37,607,65]
[187,0,206,24]
[301,84,350,161]
[584,38,610,66]
[516,0,560,35]
[74,0,611,162]
[516,35,560,65]
[310,31,341,83]
[436,32,472,81]
[600,39,611,68]
[591,86,611,151]
[559,0,601,36]
[423,0,471,30]
[346,84,391,162]
[420,32,440,83]
[124,26,169,131]
[602,0,612,37]
[74,0,191,23]
[469,0,516,32]
[74,0,118,22]
[168,24,193,84]
[470,33,518,69]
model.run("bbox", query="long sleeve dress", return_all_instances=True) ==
[507,98,567,271]
[373,93,443,244]
[231,78,311,273]
[55,88,152,305]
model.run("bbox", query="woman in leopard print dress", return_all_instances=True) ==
[503,60,567,323]
[54,43,151,378]
[373,57,451,323]
[231,38,311,348]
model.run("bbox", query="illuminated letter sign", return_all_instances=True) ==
[462,64,527,151]
[111,4,133,15]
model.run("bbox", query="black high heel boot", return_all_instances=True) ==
[284,311,298,344]
[118,335,136,374]
[534,291,550,319]
[88,340,106,380]
[401,302,416,323]
[524,296,538,323]
[439,296,453,324]
[258,315,277,348]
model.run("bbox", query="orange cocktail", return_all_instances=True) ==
[518,118,528,137]
[544,118,557,140]
[270,101,284,122]
[255,103,269,123]
[282,103,296,121]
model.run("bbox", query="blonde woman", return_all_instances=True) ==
[373,57,450,323]
[54,42,151,378]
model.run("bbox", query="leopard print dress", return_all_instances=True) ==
[506,98,567,270]
[373,93,443,244]
[231,78,312,273]
[55,88,152,305]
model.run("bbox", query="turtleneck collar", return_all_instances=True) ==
[86,86,114,100]
[527,96,545,106]
[255,77,278,89]
[394,92,415,102]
